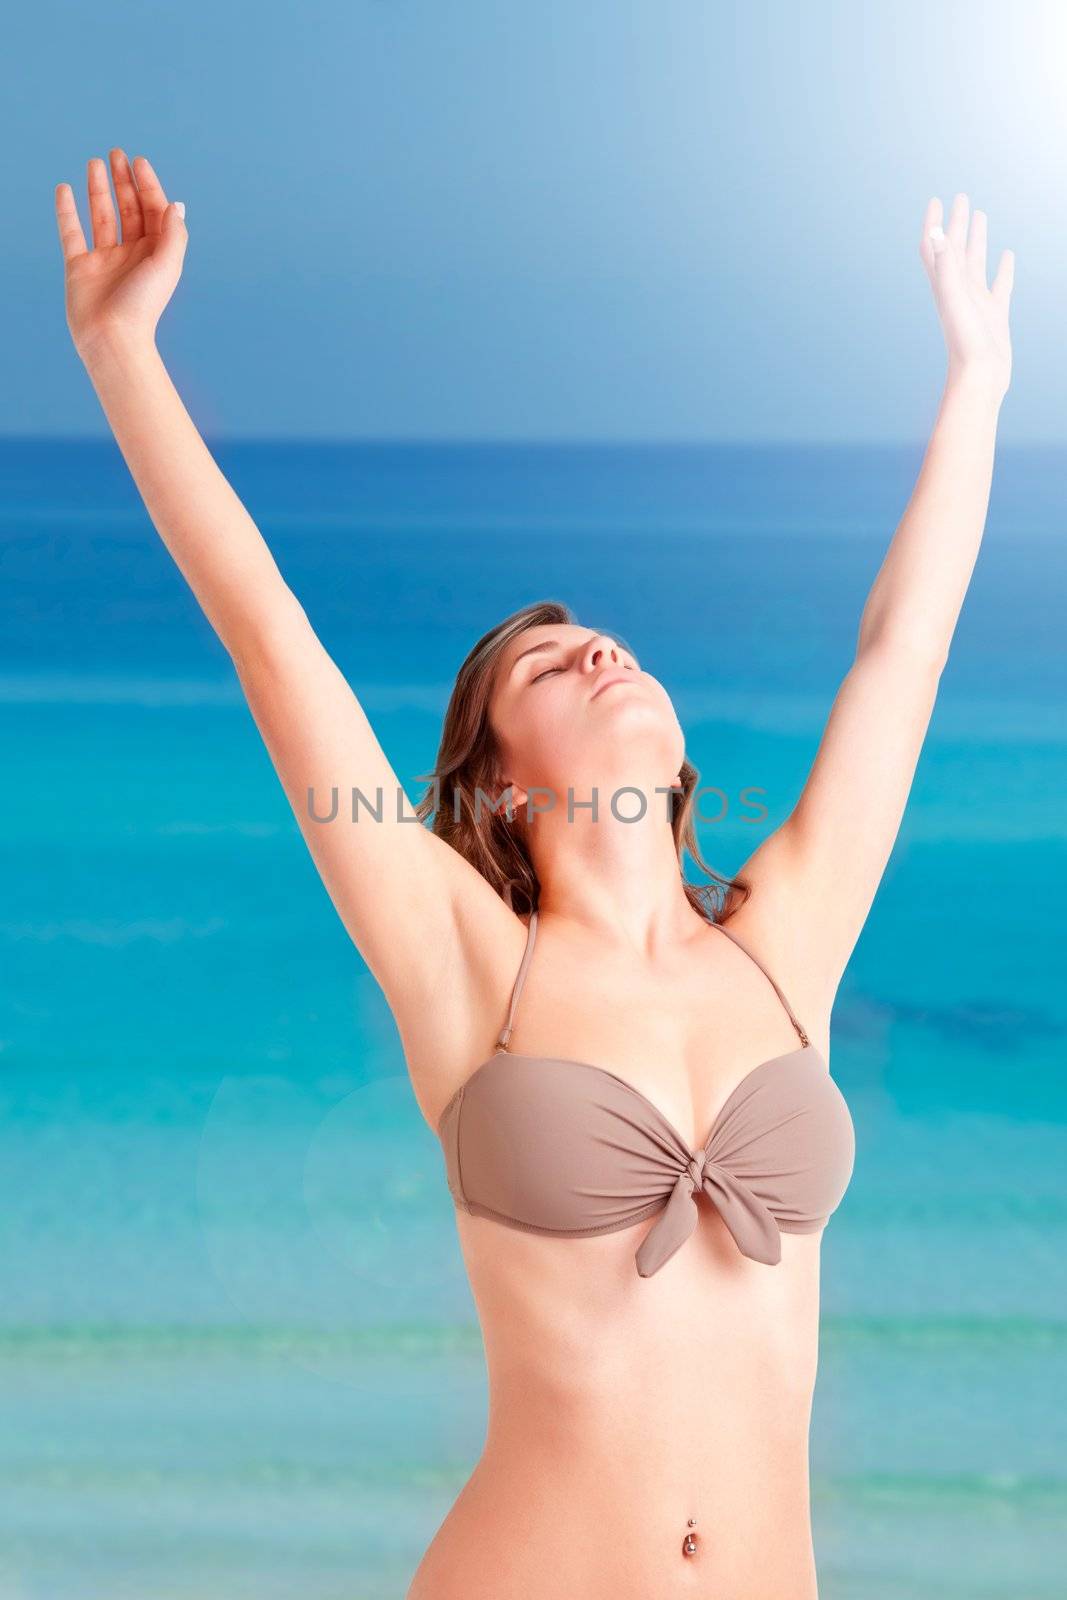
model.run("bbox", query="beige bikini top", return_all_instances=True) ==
[436,908,855,1276]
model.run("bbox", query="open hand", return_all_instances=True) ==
[919,194,1013,399]
[55,150,188,361]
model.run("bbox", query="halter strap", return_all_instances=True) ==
[497,909,539,1051]
[712,921,810,1048]
[496,908,810,1053]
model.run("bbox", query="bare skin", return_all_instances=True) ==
[54,157,1013,1596]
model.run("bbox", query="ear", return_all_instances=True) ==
[496,777,529,814]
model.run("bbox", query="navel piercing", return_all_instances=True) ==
[682,1517,698,1557]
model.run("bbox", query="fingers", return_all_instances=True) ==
[54,150,175,262]
[929,224,962,299]
[924,205,964,305]
[161,199,189,267]
[87,156,119,249]
[109,148,145,245]
[946,191,969,253]
[921,193,1007,309]
[921,192,969,298]
[966,208,988,291]
[918,196,944,291]
[131,155,169,238]
[54,182,88,262]
[992,248,1015,308]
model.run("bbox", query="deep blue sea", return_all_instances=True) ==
[1,438,1065,1599]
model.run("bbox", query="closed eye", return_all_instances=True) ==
[532,665,565,682]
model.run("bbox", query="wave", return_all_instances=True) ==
[1,1312,1063,1362]
[0,916,228,945]
[1,672,1065,743]
[814,1469,1067,1511]
[0,674,245,706]
[0,672,456,711]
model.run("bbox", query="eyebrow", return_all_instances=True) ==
[508,639,567,676]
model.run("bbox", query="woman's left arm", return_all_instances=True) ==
[740,193,1014,1003]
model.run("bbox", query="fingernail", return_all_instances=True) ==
[174,201,185,219]
[929,224,945,251]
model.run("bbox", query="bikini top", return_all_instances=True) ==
[436,909,855,1277]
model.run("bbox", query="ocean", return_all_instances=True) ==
[1,437,1064,1598]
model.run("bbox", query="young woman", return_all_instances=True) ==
[55,153,1013,1598]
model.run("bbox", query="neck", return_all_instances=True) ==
[526,802,703,953]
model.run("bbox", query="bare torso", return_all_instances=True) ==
[403,898,835,1599]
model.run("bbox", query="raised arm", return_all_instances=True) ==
[736,193,1014,1008]
[55,149,490,1011]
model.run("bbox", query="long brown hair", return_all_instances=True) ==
[413,600,750,923]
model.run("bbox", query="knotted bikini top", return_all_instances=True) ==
[436,909,855,1277]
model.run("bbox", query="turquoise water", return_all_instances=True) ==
[1,439,1064,1597]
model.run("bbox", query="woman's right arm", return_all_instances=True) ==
[57,151,501,1026]
[81,324,307,667]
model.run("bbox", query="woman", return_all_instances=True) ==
[54,153,1013,1598]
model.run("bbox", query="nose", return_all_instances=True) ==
[584,633,624,669]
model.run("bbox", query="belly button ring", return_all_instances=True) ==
[682,1518,698,1556]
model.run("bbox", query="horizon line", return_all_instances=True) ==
[0,433,1060,451]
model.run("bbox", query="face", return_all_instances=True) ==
[488,624,685,810]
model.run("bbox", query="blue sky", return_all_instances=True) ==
[9,0,1063,441]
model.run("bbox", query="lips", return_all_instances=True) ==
[591,672,635,700]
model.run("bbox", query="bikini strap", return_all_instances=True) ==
[497,909,539,1051]
[713,920,810,1049]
